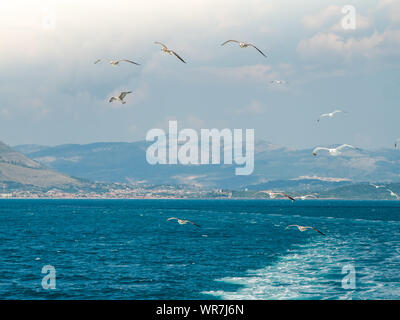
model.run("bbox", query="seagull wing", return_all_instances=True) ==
[154,41,168,49]
[284,194,296,201]
[221,40,240,46]
[336,144,357,151]
[311,227,326,236]
[167,217,178,221]
[94,59,101,64]
[119,59,140,65]
[188,220,201,228]
[249,44,267,57]
[119,91,132,99]
[109,97,116,103]
[171,51,186,63]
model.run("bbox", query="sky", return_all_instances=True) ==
[0,0,399,149]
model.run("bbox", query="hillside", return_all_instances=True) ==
[14,140,400,189]
[0,141,82,189]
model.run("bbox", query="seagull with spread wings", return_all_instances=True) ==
[370,183,385,189]
[257,191,295,202]
[167,217,200,227]
[386,189,400,200]
[154,42,186,63]
[109,91,132,104]
[317,110,346,123]
[95,59,140,66]
[313,144,359,156]
[221,40,267,57]
[286,225,326,236]
[270,80,287,85]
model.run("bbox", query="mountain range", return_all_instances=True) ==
[12,140,400,190]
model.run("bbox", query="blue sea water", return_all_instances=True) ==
[0,199,399,300]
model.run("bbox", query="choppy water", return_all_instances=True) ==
[0,199,399,299]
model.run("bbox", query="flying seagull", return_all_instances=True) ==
[294,194,318,200]
[95,59,140,66]
[109,91,132,104]
[317,110,346,123]
[386,189,400,200]
[154,42,186,63]
[257,191,295,202]
[270,80,287,85]
[370,183,385,189]
[167,217,200,227]
[395,138,400,148]
[286,225,326,236]
[313,144,359,156]
[221,40,267,57]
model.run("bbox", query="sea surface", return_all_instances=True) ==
[0,199,399,300]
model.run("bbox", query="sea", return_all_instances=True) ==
[0,199,399,300]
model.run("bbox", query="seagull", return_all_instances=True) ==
[257,191,295,202]
[370,183,385,189]
[154,42,186,63]
[109,91,132,104]
[167,217,200,227]
[286,225,326,236]
[294,194,318,200]
[317,110,346,122]
[221,40,267,57]
[313,144,359,156]
[395,138,400,148]
[95,59,140,66]
[270,80,287,85]
[386,189,400,200]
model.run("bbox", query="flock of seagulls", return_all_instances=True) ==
[96,39,268,104]
[167,217,326,236]
[369,184,400,199]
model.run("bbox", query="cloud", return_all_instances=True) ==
[297,30,399,60]
[236,100,265,115]
[302,5,341,29]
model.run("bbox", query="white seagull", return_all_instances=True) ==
[257,191,295,202]
[154,42,186,63]
[221,40,267,57]
[109,91,132,104]
[286,225,326,236]
[167,217,200,227]
[386,189,400,200]
[317,110,346,123]
[395,138,400,148]
[370,183,385,189]
[95,59,140,66]
[313,144,359,156]
[270,80,287,85]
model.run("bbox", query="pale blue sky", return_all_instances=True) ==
[0,0,399,149]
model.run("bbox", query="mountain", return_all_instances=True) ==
[14,140,400,189]
[0,141,82,189]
